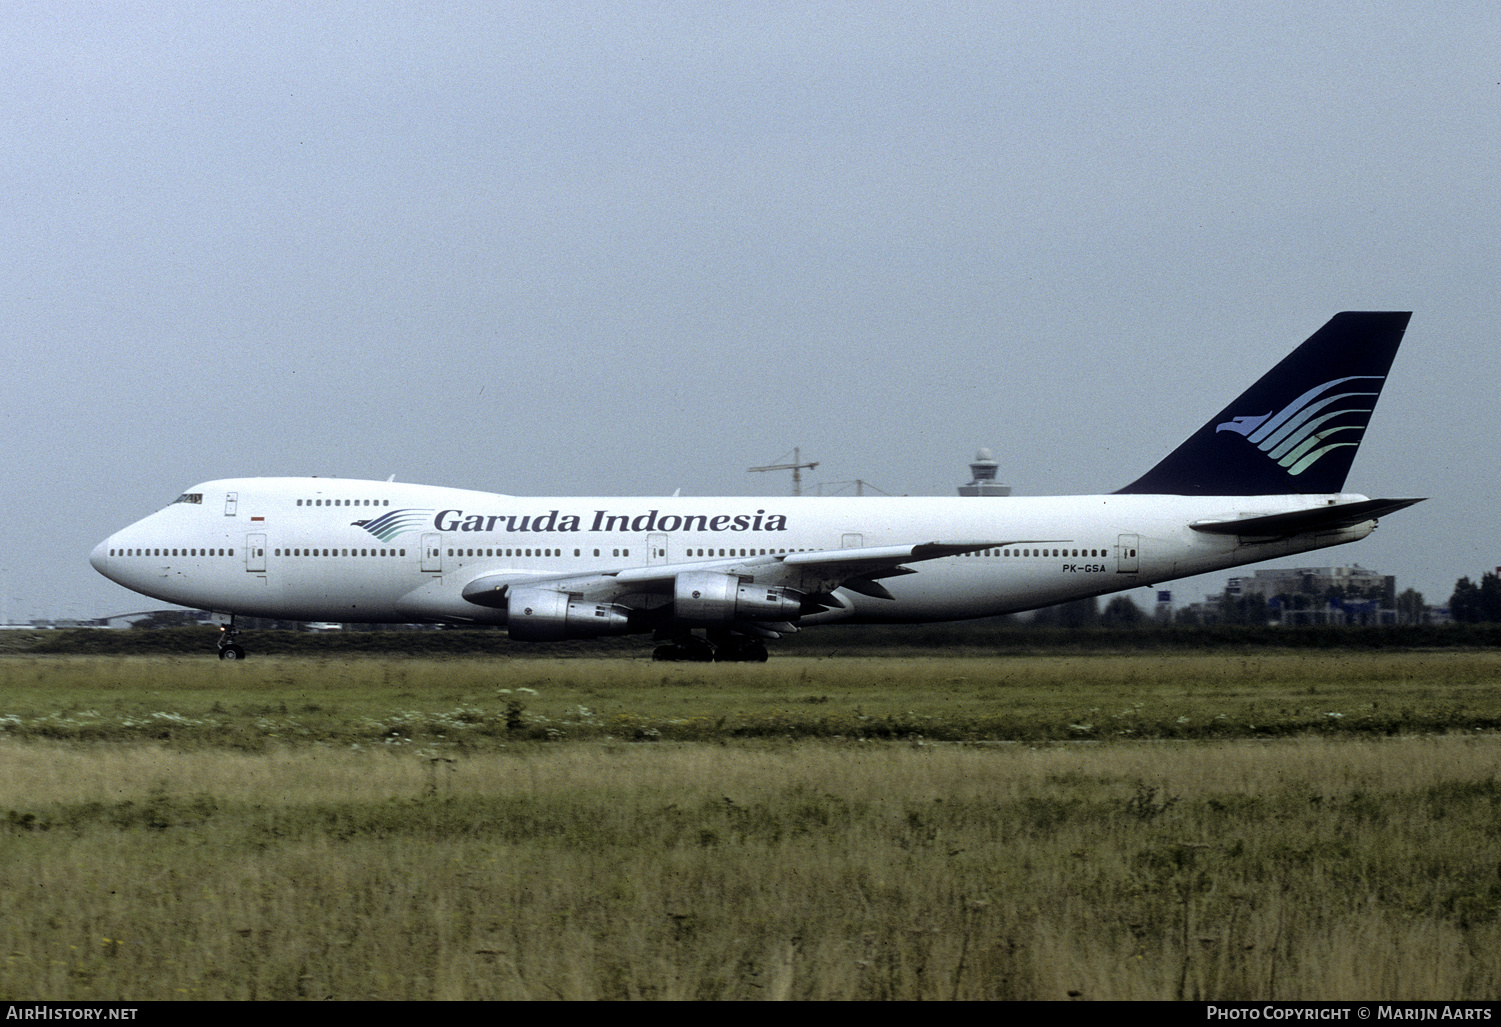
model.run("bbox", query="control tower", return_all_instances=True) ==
[957,448,1011,497]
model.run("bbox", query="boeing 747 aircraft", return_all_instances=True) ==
[91,312,1421,661]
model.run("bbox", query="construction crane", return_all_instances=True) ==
[814,479,893,497]
[748,447,819,497]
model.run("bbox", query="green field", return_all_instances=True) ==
[2,652,1500,999]
[2,650,1500,747]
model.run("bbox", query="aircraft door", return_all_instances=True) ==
[225,492,238,516]
[1117,534,1140,574]
[421,533,443,573]
[648,533,669,565]
[245,534,266,573]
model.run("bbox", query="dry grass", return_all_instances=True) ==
[3,651,1499,999]
[3,734,1501,999]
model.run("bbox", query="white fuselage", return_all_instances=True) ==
[90,477,1377,626]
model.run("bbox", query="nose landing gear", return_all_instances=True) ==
[217,617,246,661]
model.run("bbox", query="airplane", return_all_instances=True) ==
[90,311,1421,662]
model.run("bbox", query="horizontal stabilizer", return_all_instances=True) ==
[1189,498,1425,538]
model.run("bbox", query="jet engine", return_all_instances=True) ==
[673,571,804,625]
[506,587,633,641]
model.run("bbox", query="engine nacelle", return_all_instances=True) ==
[673,571,804,626]
[506,587,633,641]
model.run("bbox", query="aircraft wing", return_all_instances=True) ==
[1188,497,1425,538]
[461,538,1057,608]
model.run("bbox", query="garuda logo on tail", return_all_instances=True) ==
[1116,312,1410,496]
[1215,374,1385,477]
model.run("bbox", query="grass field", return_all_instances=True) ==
[2,652,1500,999]
[2,651,1500,747]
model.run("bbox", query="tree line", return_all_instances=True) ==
[1449,571,1501,623]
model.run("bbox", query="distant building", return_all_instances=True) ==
[957,448,1011,497]
[1180,564,1402,626]
[1230,565,1395,605]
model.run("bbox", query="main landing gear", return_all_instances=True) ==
[217,617,246,661]
[651,630,769,663]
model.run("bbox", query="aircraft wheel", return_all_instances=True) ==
[744,640,768,663]
[652,645,681,662]
[218,644,246,661]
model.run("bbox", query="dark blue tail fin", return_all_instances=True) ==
[1115,312,1411,496]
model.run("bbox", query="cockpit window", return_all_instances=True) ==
[174,493,203,505]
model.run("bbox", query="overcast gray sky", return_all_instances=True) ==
[4,1,1497,622]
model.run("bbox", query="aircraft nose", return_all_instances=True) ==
[90,539,110,576]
